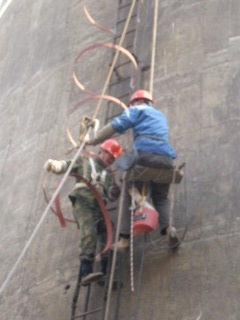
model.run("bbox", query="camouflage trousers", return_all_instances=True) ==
[72,198,107,262]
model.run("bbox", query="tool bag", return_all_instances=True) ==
[133,207,158,236]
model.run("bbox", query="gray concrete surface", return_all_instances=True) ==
[0,0,240,319]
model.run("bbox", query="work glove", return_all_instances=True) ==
[44,159,67,174]
[82,116,97,129]
[79,116,99,143]
[108,184,121,201]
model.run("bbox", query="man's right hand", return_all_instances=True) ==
[44,159,67,173]
[79,116,100,144]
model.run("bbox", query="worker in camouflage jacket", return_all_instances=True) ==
[45,139,122,285]
[87,90,178,249]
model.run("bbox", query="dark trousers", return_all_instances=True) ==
[120,152,173,236]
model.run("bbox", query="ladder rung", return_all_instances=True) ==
[114,29,135,40]
[119,0,139,10]
[124,44,134,51]
[116,14,137,25]
[109,60,132,69]
[119,2,132,10]
[116,93,131,100]
[109,76,131,86]
[114,60,132,69]
[73,308,102,319]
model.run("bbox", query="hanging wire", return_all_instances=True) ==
[83,3,114,34]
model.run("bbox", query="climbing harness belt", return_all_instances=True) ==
[135,135,167,142]
[89,157,107,186]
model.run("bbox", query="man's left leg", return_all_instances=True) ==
[151,182,179,246]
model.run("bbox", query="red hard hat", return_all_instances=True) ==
[100,139,122,159]
[129,90,154,105]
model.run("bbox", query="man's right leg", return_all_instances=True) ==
[112,179,133,249]
[72,199,104,284]
[115,180,144,249]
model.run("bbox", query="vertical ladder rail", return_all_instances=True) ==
[70,1,145,319]
[71,265,82,320]
[105,0,140,124]
[113,251,126,320]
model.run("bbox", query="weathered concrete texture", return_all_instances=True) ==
[137,232,240,320]
[0,0,117,319]
[1,0,240,319]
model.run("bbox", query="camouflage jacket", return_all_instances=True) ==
[66,156,117,207]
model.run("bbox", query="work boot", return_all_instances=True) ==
[80,259,104,286]
[111,237,130,250]
[82,272,104,286]
[167,226,179,248]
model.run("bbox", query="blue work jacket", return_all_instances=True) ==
[111,103,176,159]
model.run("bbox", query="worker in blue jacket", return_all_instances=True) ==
[87,90,177,248]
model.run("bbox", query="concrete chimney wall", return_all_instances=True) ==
[0,1,240,319]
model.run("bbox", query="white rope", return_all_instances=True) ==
[0,130,91,296]
[0,0,13,19]
[130,185,136,292]
[149,0,159,95]
[196,312,202,320]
